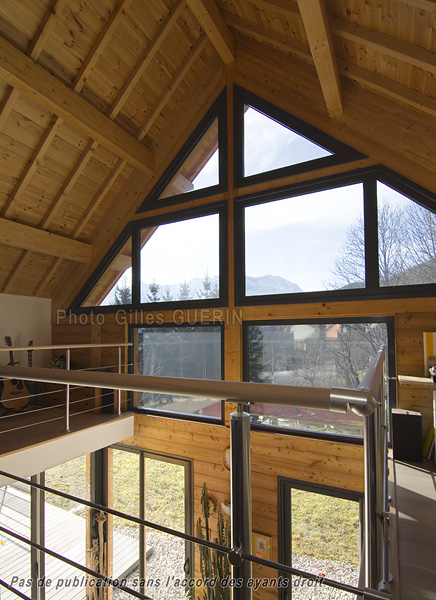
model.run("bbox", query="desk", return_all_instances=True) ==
[398,375,436,465]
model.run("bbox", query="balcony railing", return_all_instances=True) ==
[0,346,390,600]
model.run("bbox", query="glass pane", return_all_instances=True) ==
[144,458,186,600]
[112,449,140,586]
[244,105,332,178]
[44,456,87,600]
[82,237,132,306]
[248,322,388,437]
[377,181,436,287]
[136,325,222,418]
[245,184,364,295]
[140,214,219,303]
[0,481,31,600]
[290,488,360,599]
[158,119,219,200]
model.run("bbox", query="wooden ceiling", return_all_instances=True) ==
[0,0,435,307]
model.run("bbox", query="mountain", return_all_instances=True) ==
[246,275,302,295]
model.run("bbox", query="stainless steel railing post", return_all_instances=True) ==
[364,409,378,589]
[117,345,122,415]
[65,348,70,432]
[230,403,252,600]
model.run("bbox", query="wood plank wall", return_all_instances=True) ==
[52,292,436,598]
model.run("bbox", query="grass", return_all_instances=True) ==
[291,488,360,565]
[42,451,360,566]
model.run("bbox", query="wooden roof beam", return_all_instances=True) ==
[187,0,235,64]
[330,16,436,74]
[0,219,92,263]
[297,0,342,117]
[0,37,154,175]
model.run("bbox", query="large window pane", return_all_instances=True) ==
[0,481,31,600]
[136,325,222,418]
[140,214,219,303]
[245,184,364,296]
[280,480,361,599]
[247,322,388,437]
[377,181,436,287]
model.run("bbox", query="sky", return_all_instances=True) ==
[103,106,415,301]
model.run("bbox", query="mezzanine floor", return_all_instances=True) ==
[390,457,436,600]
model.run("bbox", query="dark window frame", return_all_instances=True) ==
[233,85,366,189]
[234,165,436,306]
[71,202,228,313]
[137,89,228,212]
[277,476,363,600]
[130,321,226,424]
[243,316,396,443]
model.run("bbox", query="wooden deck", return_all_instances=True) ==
[0,486,141,600]
[389,457,436,600]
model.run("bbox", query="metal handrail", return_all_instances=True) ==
[0,347,390,599]
[0,365,377,414]
[0,343,132,352]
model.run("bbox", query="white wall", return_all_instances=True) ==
[0,294,51,367]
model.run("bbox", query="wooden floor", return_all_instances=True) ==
[0,403,129,458]
[390,457,436,600]
[0,486,141,600]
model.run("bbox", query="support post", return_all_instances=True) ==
[230,403,252,599]
[117,346,122,415]
[65,348,71,432]
[31,473,45,600]
[364,410,378,589]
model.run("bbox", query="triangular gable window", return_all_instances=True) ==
[81,236,132,307]
[138,91,227,211]
[234,86,365,187]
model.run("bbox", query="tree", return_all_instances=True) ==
[248,325,264,382]
[113,275,131,305]
[178,279,191,300]
[197,273,219,299]
[162,287,173,301]
[331,200,436,289]
[147,280,160,302]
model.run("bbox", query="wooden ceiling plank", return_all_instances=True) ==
[72,0,133,92]
[394,0,436,10]
[2,115,62,219]
[72,158,126,239]
[186,0,235,63]
[137,35,208,140]
[224,11,312,62]
[40,139,98,230]
[339,60,436,120]
[28,0,70,60]
[0,218,92,262]
[0,37,154,175]
[34,256,63,297]
[297,0,342,117]
[330,15,436,75]
[254,0,300,18]
[0,88,21,134]
[108,0,186,120]
[0,0,67,135]
[1,251,33,294]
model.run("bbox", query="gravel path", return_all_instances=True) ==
[113,531,360,600]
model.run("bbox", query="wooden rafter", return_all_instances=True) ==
[0,37,154,175]
[330,16,436,75]
[338,61,436,120]
[72,0,133,92]
[224,11,311,62]
[254,0,300,16]
[187,0,235,64]
[34,257,64,297]
[1,252,33,294]
[108,0,186,120]
[0,219,92,262]
[136,35,208,140]
[297,0,342,117]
